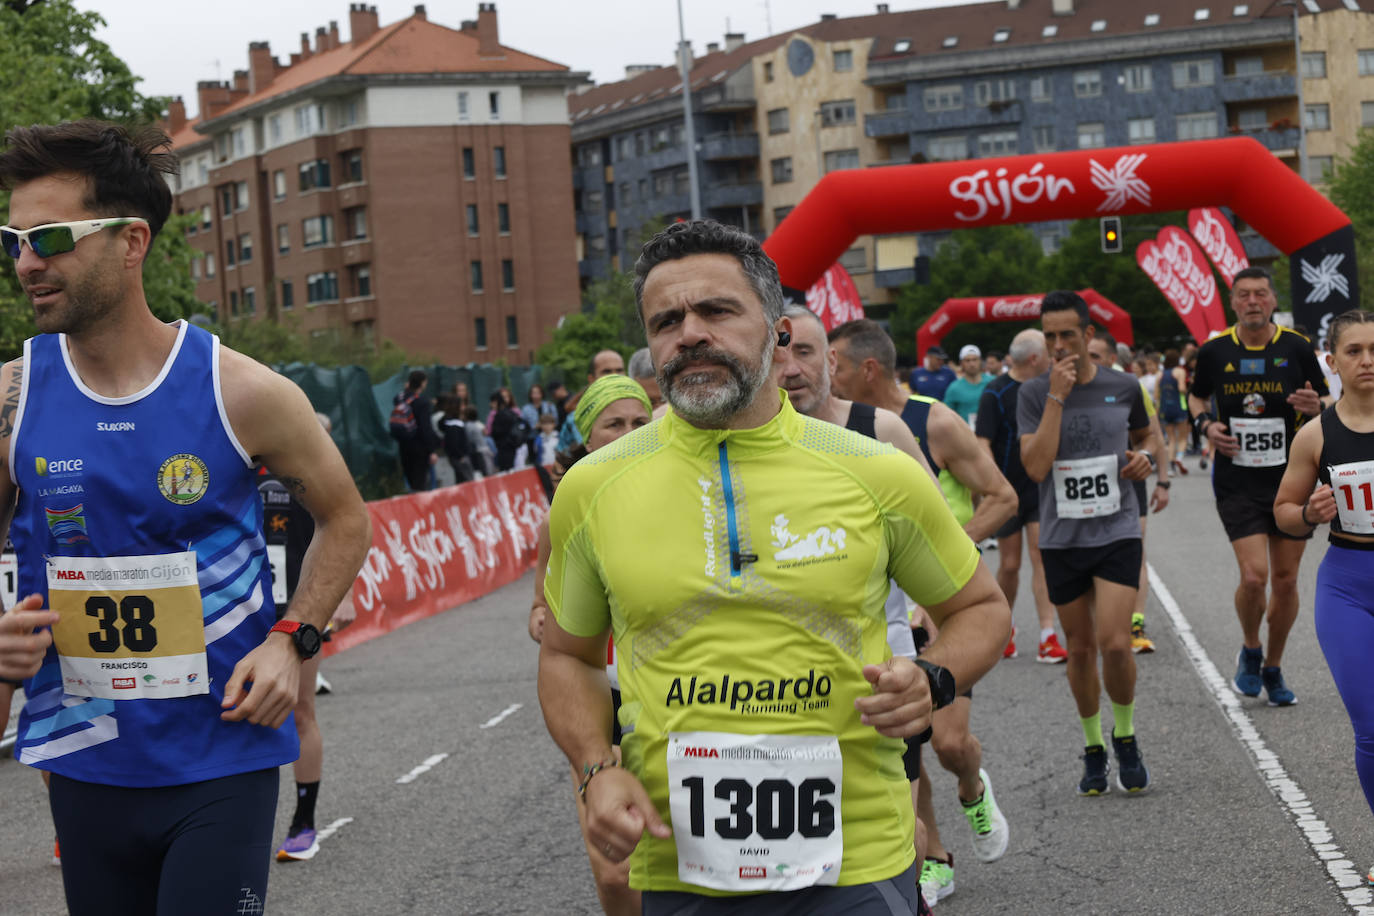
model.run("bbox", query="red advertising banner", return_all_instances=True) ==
[324,470,547,657]
[1136,228,1226,344]
[1188,207,1250,289]
[805,262,865,331]
[915,289,1134,361]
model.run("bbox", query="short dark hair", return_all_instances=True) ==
[407,369,428,390]
[0,120,177,239]
[1232,266,1275,291]
[828,319,896,373]
[633,219,784,325]
[1040,290,1090,327]
[1094,328,1117,351]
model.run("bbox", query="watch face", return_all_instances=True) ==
[297,625,323,657]
[787,38,814,77]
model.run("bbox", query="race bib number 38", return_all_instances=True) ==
[1230,417,1287,468]
[1052,454,1121,519]
[666,732,843,892]
[47,551,208,700]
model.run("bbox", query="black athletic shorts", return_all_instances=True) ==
[1216,488,1312,543]
[49,768,279,916]
[1041,538,1143,606]
[994,483,1040,540]
[642,859,922,915]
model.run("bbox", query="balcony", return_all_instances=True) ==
[875,267,916,289]
[337,183,368,209]
[1228,125,1301,154]
[698,83,755,112]
[572,169,584,191]
[865,110,911,139]
[703,181,763,209]
[341,240,371,264]
[643,144,689,171]
[701,132,760,160]
[578,257,597,278]
[1220,70,1297,103]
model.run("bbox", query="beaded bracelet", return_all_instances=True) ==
[578,758,620,803]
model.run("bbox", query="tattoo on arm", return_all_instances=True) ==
[281,476,306,498]
[0,361,23,442]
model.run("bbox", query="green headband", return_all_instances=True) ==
[575,374,652,441]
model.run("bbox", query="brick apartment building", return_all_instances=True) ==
[168,3,588,365]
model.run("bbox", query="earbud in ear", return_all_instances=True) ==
[777,331,792,347]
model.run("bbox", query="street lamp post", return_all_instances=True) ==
[676,0,702,219]
[1279,0,1308,181]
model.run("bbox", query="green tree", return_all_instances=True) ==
[0,0,201,359]
[217,315,430,383]
[534,301,634,384]
[1326,128,1374,310]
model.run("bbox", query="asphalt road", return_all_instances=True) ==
[0,460,1371,915]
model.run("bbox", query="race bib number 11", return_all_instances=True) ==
[666,732,843,892]
[1330,460,1374,534]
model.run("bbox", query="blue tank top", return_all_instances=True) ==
[11,322,297,786]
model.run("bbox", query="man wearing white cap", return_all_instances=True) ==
[944,344,996,427]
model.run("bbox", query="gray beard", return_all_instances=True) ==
[660,338,774,427]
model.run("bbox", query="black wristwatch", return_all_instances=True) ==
[270,620,323,660]
[914,659,957,711]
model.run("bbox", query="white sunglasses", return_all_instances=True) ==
[0,217,147,259]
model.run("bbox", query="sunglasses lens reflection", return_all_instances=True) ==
[30,226,76,258]
[0,230,18,259]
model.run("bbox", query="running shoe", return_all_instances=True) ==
[1002,625,1017,660]
[919,855,954,908]
[1078,745,1110,796]
[315,672,332,695]
[1037,633,1067,664]
[1171,458,1189,476]
[961,768,1010,862]
[1199,453,1209,470]
[51,838,60,867]
[1131,614,1155,654]
[1112,734,1150,793]
[276,827,320,862]
[1233,646,1263,697]
[1262,666,1297,707]
[1366,862,1374,886]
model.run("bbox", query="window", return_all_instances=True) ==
[294,103,324,137]
[993,28,1011,42]
[767,108,790,135]
[819,99,857,127]
[231,128,247,158]
[942,36,958,48]
[220,186,233,217]
[582,145,603,167]
[505,316,519,348]
[1172,59,1215,88]
[774,205,794,224]
[235,181,249,210]
[501,259,515,291]
[493,146,507,178]
[771,157,793,183]
[586,190,603,212]
[342,150,363,184]
[637,179,648,201]
[225,238,236,267]
[1301,52,1326,79]
[277,224,290,254]
[587,235,606,253]
[205,253,215,277]
[924,85,963,112]
[1091,19,1106,31]
[973,79,1015,107]
[1032,125,1055,152]
[1305,103,1331,130]
[839,247,868,271]
[281,279,293,310]
[1029,76,1052,102]
[674,171,690,194]
[894,39,911,52]
[1145,13,1161,25]
[238,233,252,263]
[489,90,501,119]
[346,207,367,240]
[1042,24,1058,37]
[470,261,484,293]
[654,171,672,195]
[1360,50,1374,76]
[268,115,282,144]
[1123,65,1152,92]
[201,205,211,230]
[977,130,1018,157]
[1177,111,1220,140]
[229,290,238,316]
[671,123,685,146]
[242,287,256,316]
[306,271,338,303]
[929,135,967,160]
[458,91,470,120]
[1194,7,1210,19]
[191,257,200,280]
[474,317,488,350]
[350,264,371,298]
[1237,107,1267,131]
[273,170,286,200]
[618,181,631,205]
[1307,155,1334,183]
[302,215,334,248]
[1233,56,1263,77]
[1128,117,1156,144]
[1363,101,1374,128]
[462,147,475,179]
[1231,5,1247,14]
[1077,122,1105,149]
[833,49,853,72]
[650,126,669,151]
[823,148,860,173]
[497,202,510,233]
[340,99,359,127]
[466,204,480,235]
[298,159,331,192]
[1073,70,1102,98]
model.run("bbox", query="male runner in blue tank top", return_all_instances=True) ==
[0,120,372,915]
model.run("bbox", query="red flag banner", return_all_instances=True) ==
[1188,207,1250,289]
[1137,232,1219,345]
[325,470,547,656]
[805,262,865,331]
[1156,226,1228,335]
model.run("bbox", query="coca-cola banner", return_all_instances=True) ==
[762,138,1355,352]
[1136,228,1226,344]
[1188,207,1250,288]
[916,290,1134,360]
[805,262,865,331]
[324,470,547,656]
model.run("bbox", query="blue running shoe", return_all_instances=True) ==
[1262,666,1297,706]
[276,827,319,862]
[1078,745,1110,796]
[1233,646,1263,697]
[1112,734,1150,793]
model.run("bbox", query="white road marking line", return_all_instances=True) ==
[480,702,522,729]
[1149,563,1374,914]
[315,817,352,843]
[396,752,450,784]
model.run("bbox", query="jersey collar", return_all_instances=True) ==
[662,389,799,457]
[1227,323,1281,351]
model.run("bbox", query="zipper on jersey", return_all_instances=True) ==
[717,442,754,583]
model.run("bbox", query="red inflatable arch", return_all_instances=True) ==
[916,290,1132,361]
[763,138,1356,342]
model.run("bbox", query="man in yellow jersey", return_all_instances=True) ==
[538,220,1010,913]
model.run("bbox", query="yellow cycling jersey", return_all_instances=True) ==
[546,393,979,895]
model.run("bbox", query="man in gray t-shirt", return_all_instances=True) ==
[1018,291,1166,800]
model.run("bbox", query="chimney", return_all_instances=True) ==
[328,20,341,49]
[167,96,187,135]
[1051,0,1074,13]
[197,80,233,120]
[460,19,476,30]
[413,4,427,20]
[706,42,720,53]
[477,3,501,57]
[299,32,312,60]
[315,26,328,53]
[232,69,249,92]
[877,2,889,11]
[820,13,836,20]
[725,32,745,52]
[290,52,301,65]
[349,1,379,42]
[624,64,657,79]
[247,41,274,94]
[1007,0,1021,8]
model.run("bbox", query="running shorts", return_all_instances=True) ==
[1041,538,1143,606]
[1215,488,1311,542]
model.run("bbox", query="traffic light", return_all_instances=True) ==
[1100,216,1123,253]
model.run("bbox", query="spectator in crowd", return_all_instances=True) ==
[464,406,496,477]
[522,384,558,431]
[944,345,995,426]
[390,369,440,492]
[490,388,528,472]
[911,345,957,400]
[435,394,476,483]
[627,347,665,412]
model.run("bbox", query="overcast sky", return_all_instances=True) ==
[82,0,986,118]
